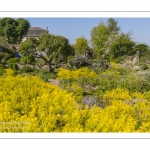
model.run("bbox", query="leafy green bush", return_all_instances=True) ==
[20,56,35,64]
[135,62,149,70]
[7,57,20,64]
[117,67,132,75]
[0,68,5,76]
[34,70,57,82]
[19,66,34,73]
[9,63,19,70]
[141,64,149,70]
[0,64,4,69]
[118,75,150,93]
[140,56,147,63]
[141,73,150,82]
[118,55,127,63]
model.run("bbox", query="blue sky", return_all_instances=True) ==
[20,18,150,46]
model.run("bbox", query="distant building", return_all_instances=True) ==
[22,27,49,42]
[85,48,93,58]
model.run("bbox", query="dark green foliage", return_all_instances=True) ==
[109,32,136,60]
[140,56,147,63]
[20,56,35,65]
[0,50,16,64]
[19,66,34,73]
[141,64,149,70]
[16,18,30,43]
[135,62,149,70]
[34,70,57,82]
[0,37,17,65]
[7,57,20,64]
[141,72,150,83]
[18,34,72,72]
[18,37,39,56]
[107,18,120,33]
[9,63,19,70]
[0,68,5,75]
[0,18,30,44]
[134,43,150,56]
[118,75,150,93]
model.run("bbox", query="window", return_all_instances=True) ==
[34,30,36,35]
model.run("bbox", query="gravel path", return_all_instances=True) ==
[48,79,59,86]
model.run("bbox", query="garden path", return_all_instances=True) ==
[48,79,59,86]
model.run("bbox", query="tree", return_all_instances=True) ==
[102,31,120,61]
[134,43,150,56]
[53,35,74,63]
[18,37,38,64]
[0,18,30,44]
[0,18,17,43]
[74,36,89,55]
[109,32,136,60]
[0,36,16,65]
[90,21,109,58]
[0,36,7,48]
[18,33,72,72]
[90,18,121,59]
[16,18,30,44]
[107,18,120,33]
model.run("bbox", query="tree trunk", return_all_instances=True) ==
[48,61,53,73]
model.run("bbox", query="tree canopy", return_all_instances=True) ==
[18,33,73,72]
[107,18,120,33]
[90,18,141,60]
[109,32,136,60]
[0,18,30,44]
[90,21,109,58]
[74,36,89,55]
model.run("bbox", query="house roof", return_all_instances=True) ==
[24,27,48,37]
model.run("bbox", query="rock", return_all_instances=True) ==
[146,60,150,64]
[133,66,141,71]
[82,96,97,108]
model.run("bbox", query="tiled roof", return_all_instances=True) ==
[29,27,46,30]
[24,27,48,37]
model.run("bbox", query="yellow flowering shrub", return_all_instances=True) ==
[103,88,132,105]
[57,67,98,80]
[65,82,84,103]
[0,75,79,132]
[84,101,137,132]
[110,62,119,69]
[102,62,120,76]
[1,73,150,132]
[57,67,98,103]
[144,91,150,100]
[102,69,120,76]
[133,100,150,129]
[131,92,145,100]
[4,69,15,76]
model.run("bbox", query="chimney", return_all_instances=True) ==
[46,26,48,33]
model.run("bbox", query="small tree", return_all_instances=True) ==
[0,36,16,65]
[107,18,120,33]
[18,33,72,72]
[90,21,109,58]
[74,36,89,55]
[109,32,136,60]
[134,43,150,56]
